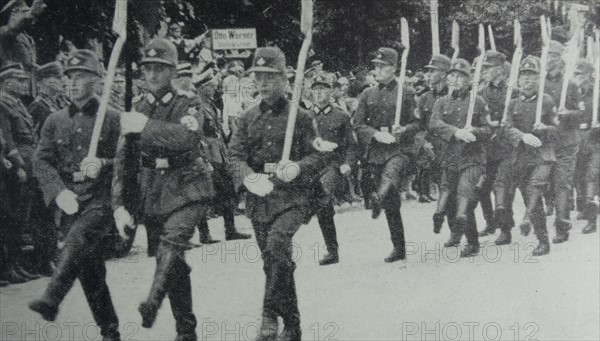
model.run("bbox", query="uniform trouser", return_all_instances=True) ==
[252,208,305,327]
[210,162,237,232]
[479,158,501,224]
[550,144,579,224]
[41,202,119,337]
[514,162,552,241]
[144,203,208,336]
[30,189,58,269]
[368,155,409,248]
[493,158,517,231]
[441,164,484,245]
[317,167,340,253]
[575,132,600,213]
[416,166,432,197]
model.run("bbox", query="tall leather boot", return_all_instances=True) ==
[530,197,550,256]
[277,262,301,341]
[433,189,450,234]
[198,219,220,244]
[494,208,512,245]
[478,191,496,236]
[582,202,598,234]
[224,204,252,240]
[29,236,86,321]
[139,244,178,328]
[317,207,339,266]
[371,178,394,219]
[458,199,479,257]
[257,259,279,341]
[169,260,197,341]
[384,206,406,263]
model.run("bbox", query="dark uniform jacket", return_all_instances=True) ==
[311,104,356,168]
[546,73,581,149]
[479,81,514,161]
[429,88,492,169]
[0,93,37,173]
[503,93,558,164]
[228,97,331,223]
[199,97,228,164]
[34,98,120,207]
[112,90,214,217]
[353,79,419,164]
[28,94,65,138]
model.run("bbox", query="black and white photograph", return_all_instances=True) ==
[0,0,599,340]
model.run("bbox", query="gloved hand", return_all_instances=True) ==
[80,157,104,179]
[392,125,407,138]
[2,158,12,170]
[373,131,395,144]
[120,111,149,134]
[276,160,300,183]
[340,164,351,175]
[454,129,476,143]
[113,206,135,240]
[56,189,79,215]
[533,122,551,131]
[313,137,339,152]
[522,133,542,148]
[243,174,274,197]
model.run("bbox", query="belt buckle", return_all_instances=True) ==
[263,163,277,174]
[72,171,84,183]
[156,158,170,169]
[380,126,390,133]
[580,123,589,130]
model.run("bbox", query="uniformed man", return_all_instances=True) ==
[572,59,599,234]
[543,41,583,243]
[477,50,510,237]
[309,71,356,265]
[499,55,558,256]
[112,38,214,341]
[195,79,252,244]
[228,47,330,341]
[0,0,45,70]
[26,61,66,276]
[353,47,418,262]
[420,54,451,232]
[28,49,122,340]
[429,58,491,257]
[0,63,40,281]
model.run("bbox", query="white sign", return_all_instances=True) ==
[212,28,257,50]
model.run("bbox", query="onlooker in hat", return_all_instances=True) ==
[27,61,66,277]
[29,49,122,340]
[0,0,46,70]
[168,22,208,64]
[0,62,40,284]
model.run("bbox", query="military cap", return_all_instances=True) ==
[141,38,178,67]
[573,59,594,75]
[371,47,398,67]
[169,23,181,30]
[520,55,540,74]
[424,54,451,72]
[35,61,63,80]
[0,63,28,80]
[247,47,286,74]
[448,59,471,76]
[482,50,507,67]
[176,62,193,77]
[549,40,565,55]
[65,49,103,76]
[311,71,334,88]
